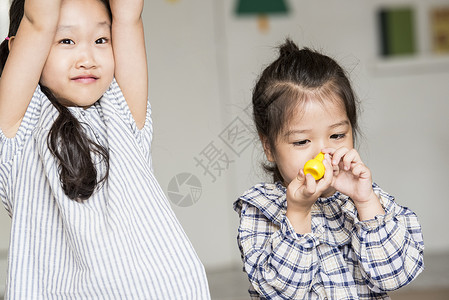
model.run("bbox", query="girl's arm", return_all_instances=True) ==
[236,199,316,299]
[0,0,61,138]
[353,186,424,291]
[110,0,148,129]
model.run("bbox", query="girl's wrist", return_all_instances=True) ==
[354,192,385,221]
[286,207,312,234]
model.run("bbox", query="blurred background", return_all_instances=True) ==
[1,0,449,299]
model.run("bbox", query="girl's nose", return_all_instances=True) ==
[75,48,96,69]
[315,142,327,155]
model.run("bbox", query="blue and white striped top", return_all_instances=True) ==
[0,80,210,299]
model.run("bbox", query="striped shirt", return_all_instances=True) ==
[234,182,424,299]
[0,80,210,299]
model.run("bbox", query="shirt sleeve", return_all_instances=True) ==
[237,200,320,299]
[106,79,153,168]
[351,185,424,292]
[0,86,43,214]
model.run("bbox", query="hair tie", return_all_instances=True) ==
[5,37,10,41]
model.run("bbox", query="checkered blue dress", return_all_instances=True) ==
[0,80,210,299]
[234,182,424,299]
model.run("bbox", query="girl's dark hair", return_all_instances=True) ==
[0,0,23,75]
[1,0,112,201]
[42,86,109,200]
[253,39,360,183]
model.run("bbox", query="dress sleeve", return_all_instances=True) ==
[0,86,43,214]
[236,200,319,299]
[351,185,424,292]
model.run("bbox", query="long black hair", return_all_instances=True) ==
[0,0,112,201]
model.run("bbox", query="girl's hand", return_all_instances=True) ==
[323,147,373,203]
[322,147,385,220]
[109,0,144,23]
[285,156,333,233]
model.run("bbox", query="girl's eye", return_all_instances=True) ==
[59,39,74,45]
[95,37,109,44]
[330,133,345,140]
[293,140,309,146]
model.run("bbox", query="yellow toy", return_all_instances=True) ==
[303,152,325,180]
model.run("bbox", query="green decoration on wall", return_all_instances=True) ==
[235,0,289,32]
[378,7,416,57]
[236,0,289,15]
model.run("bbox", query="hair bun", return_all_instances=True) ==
[278,39,300,57]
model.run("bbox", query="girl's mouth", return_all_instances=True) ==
[72,75,98,83]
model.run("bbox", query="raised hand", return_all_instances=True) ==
[109,0,144,23]
[323,147,385,220]
[109,0,148,129]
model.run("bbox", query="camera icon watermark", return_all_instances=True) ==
[167,173,202,207]
[167,104,256,207]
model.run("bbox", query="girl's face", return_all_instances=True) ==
[40,0,113,107]
[265,98,354,187]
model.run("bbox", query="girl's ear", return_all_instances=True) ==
[7,36,15,51]
[260,134,275,162]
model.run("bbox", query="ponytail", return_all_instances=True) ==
[0,0,24,76]
[0,39,9,75]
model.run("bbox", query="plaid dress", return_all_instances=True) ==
[234,182,424,299]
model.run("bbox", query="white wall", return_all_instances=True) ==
[1,0,448,293]
[145,0,449,269]
[143,0,239,269]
